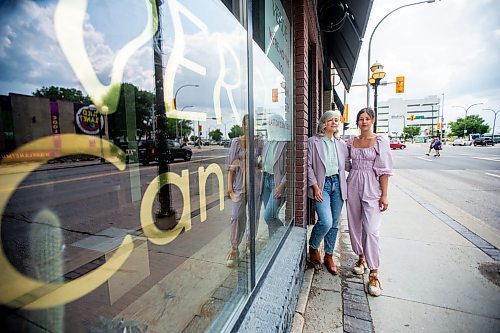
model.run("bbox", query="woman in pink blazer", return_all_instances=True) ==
[307,110,348,274]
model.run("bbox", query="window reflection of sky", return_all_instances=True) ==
[0,0,290,136]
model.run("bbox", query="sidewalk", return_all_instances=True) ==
[292,174,500,333]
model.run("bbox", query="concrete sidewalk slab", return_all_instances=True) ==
[394,173,500,249]
[294,172,499,333]
[368,177,500,332]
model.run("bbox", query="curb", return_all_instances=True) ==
[290,268,314,332]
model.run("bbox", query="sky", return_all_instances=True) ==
[1,0,499,135]
[346,0,500,132]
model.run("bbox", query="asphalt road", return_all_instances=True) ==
[2,146,231,275]
[390,142,500,231]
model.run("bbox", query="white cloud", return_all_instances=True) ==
[347,0,500,132]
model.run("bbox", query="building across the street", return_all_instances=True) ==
[377,95,441,138]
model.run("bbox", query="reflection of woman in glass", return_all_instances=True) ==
[307,110,348,275]
[261,114,288,238]
[226,115,249,268]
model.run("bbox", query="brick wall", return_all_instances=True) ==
[294,0,324,228]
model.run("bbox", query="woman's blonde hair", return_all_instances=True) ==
[316,110,341,137]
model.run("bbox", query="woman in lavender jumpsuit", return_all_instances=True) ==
[226,115,263,267]
[346,108,393,297]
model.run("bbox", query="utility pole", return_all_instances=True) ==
[441,93,445,140]
[153,1,174,217]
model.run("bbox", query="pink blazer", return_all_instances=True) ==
[307,135,348,201]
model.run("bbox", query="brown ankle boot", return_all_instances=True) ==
[309,247,322,265]
[324,253,338,275]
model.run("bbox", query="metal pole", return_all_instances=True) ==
[153,0,174,216]
[453,103,483,139]
[373,80,379,132]
[441,92,445,140]
[431,104,434,136]
[367,1,436,108]
[482,109,500,143]
[494,112,498,141]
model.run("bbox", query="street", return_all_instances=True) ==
[390,142,500,232]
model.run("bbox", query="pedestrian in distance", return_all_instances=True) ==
[433,136,442,157]
[307,110,349,275]
[426,137,436,156]
[346,107,393,297]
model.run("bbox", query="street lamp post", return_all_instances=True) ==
[173,84,198,141]
[452,103,483,138]
[482,108,500,142]
[367,0,437,108]
[174,84,199,110]
[178,105,193,141]
[369,62,386,132]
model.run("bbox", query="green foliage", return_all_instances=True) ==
[209,128,223,142]
[228,124,243,138]
[449,115,490,137]
[403,126,421,138]
[33,85,92,104]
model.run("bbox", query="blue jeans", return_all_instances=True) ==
[310,175,343,255]
[261,172,285,236]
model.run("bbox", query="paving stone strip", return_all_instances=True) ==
[339,220,374,333]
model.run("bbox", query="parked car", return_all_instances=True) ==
[452,138,472,146]
[138,139,192,165]
[473,137,495,146]
[389,140,406,150]
[220,139,231,148]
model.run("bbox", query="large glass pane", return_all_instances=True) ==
[0,0,250,332]
[250,0,294,275]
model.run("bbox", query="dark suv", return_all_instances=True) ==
[473,137,495,146]
[138,139,192,165]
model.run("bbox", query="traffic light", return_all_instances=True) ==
[437,122,441,130]
[396,76,405,93]
[409,114,415,121]
[344,103,349,122]
[344,122,349,131]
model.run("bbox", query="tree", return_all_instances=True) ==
[403,126,420,140]
[107,83,155,142]
[135,87,155,140]
[449,115,490,137]
[33,86,92,104]
[209,128,223,142]
[228,124,243,138]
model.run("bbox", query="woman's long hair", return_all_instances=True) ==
[316,110,341,137]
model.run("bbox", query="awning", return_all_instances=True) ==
[318,0,373,91]
[333,88,344,114]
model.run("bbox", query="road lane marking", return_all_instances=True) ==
[485,173,500,179]
[6,169,129,191]
[416,157,433,162]
[3,156,227,191]
[472,157,500,162]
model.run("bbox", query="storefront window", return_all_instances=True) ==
[0,0,292,332]
[251,0,294,276]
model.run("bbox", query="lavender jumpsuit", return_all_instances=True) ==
[346,136,393,270]
[227,137,262,249]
